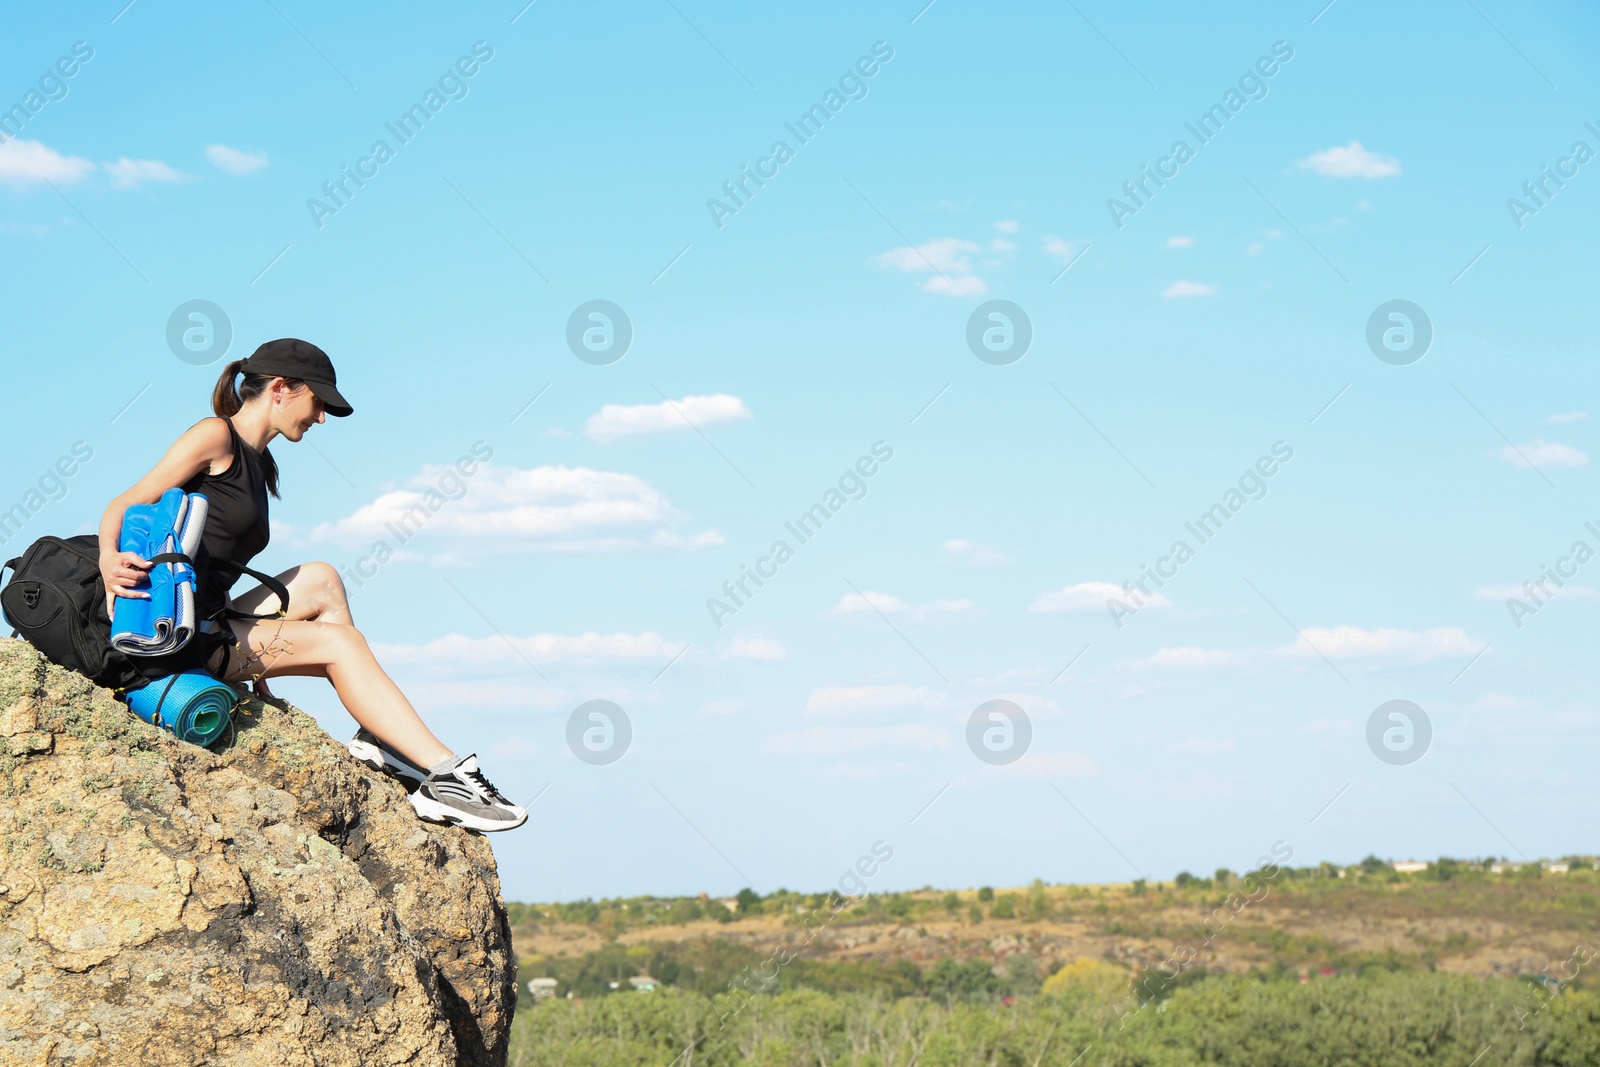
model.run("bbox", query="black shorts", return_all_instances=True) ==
[198,621,237,679]
[205,634,233,678]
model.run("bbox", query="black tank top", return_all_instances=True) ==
[179,416,271,621]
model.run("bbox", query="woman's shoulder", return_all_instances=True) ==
[181,417,237,474]
[187,416,235,450]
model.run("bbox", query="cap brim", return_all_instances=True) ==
[307,379,353,417]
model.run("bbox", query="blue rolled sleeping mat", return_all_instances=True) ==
[124,669,237,747]
[111,487,208,656]
[111,487,239,747]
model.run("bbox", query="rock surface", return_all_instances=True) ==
[0,638,516,1066]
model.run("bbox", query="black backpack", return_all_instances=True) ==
[0,533,290,695]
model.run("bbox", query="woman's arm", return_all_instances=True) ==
[99,418,233,610]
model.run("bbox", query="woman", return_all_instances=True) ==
[96,338,526,833]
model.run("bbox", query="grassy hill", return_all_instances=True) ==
[507,856,1600,1003]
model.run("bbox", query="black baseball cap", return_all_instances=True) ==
[240,338,353,417]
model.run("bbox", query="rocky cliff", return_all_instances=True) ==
[0,637,516,1066]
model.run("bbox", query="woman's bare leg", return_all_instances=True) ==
[228,561,354,627]
[224,564,453,769]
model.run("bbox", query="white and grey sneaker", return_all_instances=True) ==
[348,727,428,792]
[410,754,528,833]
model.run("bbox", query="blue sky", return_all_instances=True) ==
[3,1,1598,903]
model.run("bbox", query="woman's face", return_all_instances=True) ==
[275,381,326,441]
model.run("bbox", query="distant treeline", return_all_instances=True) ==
[508,971,1600,1066]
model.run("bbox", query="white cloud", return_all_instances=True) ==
[1473,583,1600,603]
[1307,717,1353,735]
[762,724,951,755]
[1032,581,1168,615]
[373,631,686,669]
[1545,411,1589,425]
[1500,440,1588,469]
[1165,235,1193,248]
[700,699,747,716]
[943,538,1007,566]
[922,274,989,297]
[1244,242,1266,256]
[397,681,570,712]
[1166,737,1235,755]
[1280,625,1482,665]
[1297,140,1401,179]
[999,751,1099,777]
[804,684,953,716]
[1355,198,1376,211]
[723,634,785,661]
[205,144,269,175]
[830,591,974,621]
[585,393,752,442]
[873,237,987,297]
[0,139,93,185]
[1475,693,1526,711]
[993,220,1019,234]
[103,157,187,188]
[307,462,720,554]
[990,238,1016,252]
[1125,625,1486,673]
[1125,647,1239,670]
[1042,235,1084,262]
[1162,279,1217,298]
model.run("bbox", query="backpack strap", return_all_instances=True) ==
[217,561,291,622]
[150,673,182,729]
[146,551,290,622]
[1,555,18,638]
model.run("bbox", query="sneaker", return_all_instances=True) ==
[348,727,428,793]
[409,754,528,833]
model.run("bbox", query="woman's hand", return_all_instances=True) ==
[100,551,152,618]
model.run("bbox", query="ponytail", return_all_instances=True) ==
[212,359,247,418]
[209,360,305,500]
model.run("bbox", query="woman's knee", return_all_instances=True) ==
[319,620,369,659]
[300,561,351,622]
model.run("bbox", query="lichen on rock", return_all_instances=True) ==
[0,637,516,1066]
